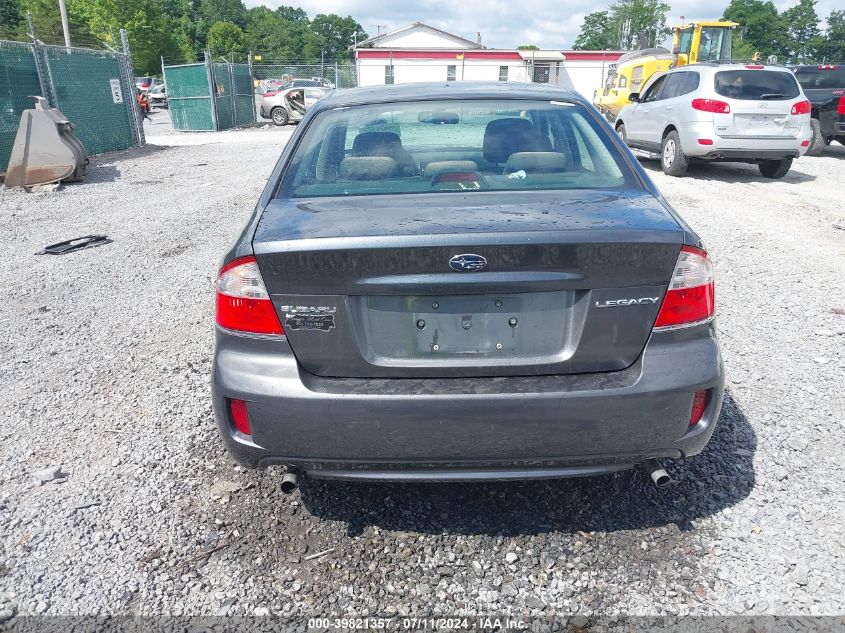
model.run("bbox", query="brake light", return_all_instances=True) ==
[744,65,764,69]
[228,398,252,435]
[689,390,710,426]
[653,245,715,330]
[691,98,731,114]
[216,256,284,335]
[818,64,838,70]
[264,90,280,97]
[791,100,811,115]
[838,96,845,115]
[698,139,714,145]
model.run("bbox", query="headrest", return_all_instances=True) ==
[424,160,479,178]
[352,131,403,156]
[483,118,537,164]
[505,152,568,174]
[339,157,398,180]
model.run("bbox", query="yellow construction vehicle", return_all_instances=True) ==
[593,20,739,121]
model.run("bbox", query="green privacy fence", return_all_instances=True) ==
[163,56,255,131]
[0,38,144,173]
[0,41,42,173]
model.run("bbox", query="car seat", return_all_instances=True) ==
[351,131,418,176]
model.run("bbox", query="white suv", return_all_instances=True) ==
[615,63,812,178]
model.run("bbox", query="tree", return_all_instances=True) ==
[722,0,788,59]
[817,10,845,62]
[782,0,821,63]
[276,5,307,23]
[310,14,366,60]
[199,0,245,28]
[517,44,540,50]
[206,19,244,58]
[0,0,23,38]
[610,0,671,50]
[572,11,616,50]
[571,0,670,50]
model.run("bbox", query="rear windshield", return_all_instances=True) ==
[794,67,845,89]
[714,70,800,100]
[278,99,634,198]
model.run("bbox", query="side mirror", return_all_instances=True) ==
[628,93,640,103]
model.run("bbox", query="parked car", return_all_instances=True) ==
[135,76,162,93]
[615,63,812,178]
[147,84,167,109]
[791,64,845,155]
[259,87,326,125]
[257,79,284,95]
[280,79,324,89]
[212,82,724,489]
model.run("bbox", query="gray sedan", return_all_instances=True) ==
[212,83,724,490]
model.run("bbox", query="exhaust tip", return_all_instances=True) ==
[280,471,299,494]
[642,459,674,489]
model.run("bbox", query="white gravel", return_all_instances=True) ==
[0,113,843,621]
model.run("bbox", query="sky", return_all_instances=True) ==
[245,0,840,50]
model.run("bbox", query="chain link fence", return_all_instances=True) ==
[163,56,255,131]
[0,37,144,173]
[252,62,358,89]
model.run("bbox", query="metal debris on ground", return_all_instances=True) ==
[38,235,111,255]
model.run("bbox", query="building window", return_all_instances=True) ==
[447,65,456,81]
[498,65,508,82]
[385,65,394,85]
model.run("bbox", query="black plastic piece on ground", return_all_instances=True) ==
[38,235,112,255]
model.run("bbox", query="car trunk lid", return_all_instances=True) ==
[253,190,684,378]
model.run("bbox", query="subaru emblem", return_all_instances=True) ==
[449,254,487,272]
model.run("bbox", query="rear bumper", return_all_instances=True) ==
[211,325,724,481]
[678,120,810,160]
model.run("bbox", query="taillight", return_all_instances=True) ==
[216,256,284,335]
[838,96,845,115]
[698,138,714,145]
[653,245,715,330]
[689,390,710,426]
[264,90,280,97]
[791,100,811,115]
[744,64,764,69]
[691,98,731,114]
[228,398,252,435]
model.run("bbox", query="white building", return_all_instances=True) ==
[353,22,623,100]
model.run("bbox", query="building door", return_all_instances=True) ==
[532,64,551,84]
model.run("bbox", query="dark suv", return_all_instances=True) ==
[792,64,845,155]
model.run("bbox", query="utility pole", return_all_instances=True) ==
[375,25,386,36]
[58,0,71,48]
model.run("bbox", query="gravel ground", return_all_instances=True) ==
[0,114,843,622]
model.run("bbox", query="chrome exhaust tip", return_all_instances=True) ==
[642,459,673,488]
[281,471,299,494]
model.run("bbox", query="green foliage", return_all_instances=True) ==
[517,44,540,50]
[206,19,243,59]
[571,0,670,50]
[722,0,788,59]
[311,14,366,60]
[275,5,306,23]
[611,0,671,49]
[0,0,24,38]
[817,10,845,62]
[200,0,245,28]
[572,11,616,50]
[782,0,821,63]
